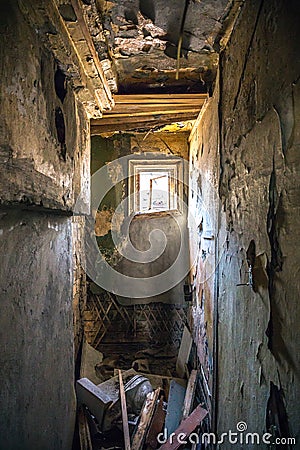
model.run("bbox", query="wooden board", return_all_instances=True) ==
[145,394,166,449]
[113,94,207,102]
[90,93,207,133]
[158,404,208,450]
[181,370,198,420]
[131,388,161,450]
[176,325,193,378]
[118,370,131,450]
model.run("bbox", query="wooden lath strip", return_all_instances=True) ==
[91,112,200,133]
[113,94,207,102]
[101,108,200,118]
[104,105,201,114]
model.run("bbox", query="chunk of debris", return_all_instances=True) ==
[158,404,208,450]
[76,378,113,428]
[131,388,162,450]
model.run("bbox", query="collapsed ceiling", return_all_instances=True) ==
[91,0,238,94]
[21,0,242,129]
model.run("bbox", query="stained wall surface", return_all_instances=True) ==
[0,1,90,448]
[0,211,75,450]
[91,132,189,304]
[0,1,90,213]
[189,0,300,443]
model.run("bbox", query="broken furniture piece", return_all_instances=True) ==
[76,348,203,450]
[131,388,162,450]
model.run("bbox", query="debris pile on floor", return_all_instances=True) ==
[75,327,209,449]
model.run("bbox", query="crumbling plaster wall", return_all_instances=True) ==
[0,1,90,213]
[0,2,90,448]
[189,0,300,442]
[0,210,75,450]
[188,77,220,409]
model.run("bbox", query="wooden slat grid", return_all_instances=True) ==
[84,291,188,349]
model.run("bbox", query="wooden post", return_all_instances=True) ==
[118,369,131,450]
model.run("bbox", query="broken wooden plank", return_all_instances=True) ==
[70,0,113,105]
[91,112,200,134]
[176,325,193,378]
[118,370,131,450]
[111,103,204,111]
[158,404,208,450]
[91,110,199,124]
[181,370,198,420]
[104,105,201,115]
[78,406,93,450]
[145,394,166,449]
[131,388,161,450]
[101,108,200,118]
[90,92,206,134]
[113,94,207,103]
[165,380,186,438]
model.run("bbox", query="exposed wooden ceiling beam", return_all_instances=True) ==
[91,93,207,133]
[113,94,207,102]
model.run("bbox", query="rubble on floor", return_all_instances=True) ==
[75,329,209,449]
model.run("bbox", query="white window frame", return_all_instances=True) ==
[128,158,183,215]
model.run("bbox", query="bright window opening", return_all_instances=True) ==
[139,171,169,212]
[128,159,182,215]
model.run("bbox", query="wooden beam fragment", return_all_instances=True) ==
[91,112,200,133]
[132,388,161,450]
[70,0,113,105]
[101,108,199,118]
[92,111,199,125]
[145,394,166,449]
[176,325,193,378]
[113,94,207,103]
[90,93,206,132]
[118,369,131,450]
[104,105,201,114]
[157,404,208,450]
[181,370,198,421]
